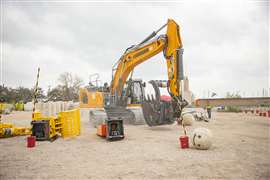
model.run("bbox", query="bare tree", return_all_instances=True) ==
[0,85,45,103]
[48,72,83,101]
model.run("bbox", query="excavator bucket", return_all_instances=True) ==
[142,80,175,126]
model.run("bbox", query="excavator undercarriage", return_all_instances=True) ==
[104,79,187,126]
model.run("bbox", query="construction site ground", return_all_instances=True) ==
[0,111,269,180]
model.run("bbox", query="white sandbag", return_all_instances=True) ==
[182,113,194,126]
[191,127,213,150]
[24,102,34,111]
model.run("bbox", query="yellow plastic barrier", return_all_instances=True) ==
[0,103,7,112]
[59,108,80,138]
[15,102,24,111]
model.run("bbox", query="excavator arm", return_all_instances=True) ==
[110,19,187,126]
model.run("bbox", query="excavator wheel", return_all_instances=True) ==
[142,80,175,126]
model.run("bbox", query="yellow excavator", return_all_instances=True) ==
[81,18,187,126]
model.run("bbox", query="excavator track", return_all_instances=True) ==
[105,106,135,124]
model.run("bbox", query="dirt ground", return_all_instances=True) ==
[0,111,269,180]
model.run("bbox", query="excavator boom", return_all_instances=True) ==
[111,19,184,98]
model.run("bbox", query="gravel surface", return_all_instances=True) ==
[0,111,269,179]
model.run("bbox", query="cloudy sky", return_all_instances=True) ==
[1,0,269,98]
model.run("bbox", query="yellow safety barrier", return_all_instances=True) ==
[0,103,7,112]
[59,108,80,138]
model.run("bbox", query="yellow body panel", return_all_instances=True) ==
[79,88,104,108]
[32,111,42,119]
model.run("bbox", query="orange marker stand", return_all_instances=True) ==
[97,124,107,137]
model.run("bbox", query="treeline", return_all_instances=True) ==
[0,72,83,103]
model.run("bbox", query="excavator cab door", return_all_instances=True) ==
[124,79,145,106]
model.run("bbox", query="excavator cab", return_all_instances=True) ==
[124,79,145,106]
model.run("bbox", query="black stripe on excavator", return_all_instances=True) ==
[133,48,149,59]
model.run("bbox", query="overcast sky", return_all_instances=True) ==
[1,0,269,98]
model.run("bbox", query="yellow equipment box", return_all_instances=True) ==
[31,109,80,141]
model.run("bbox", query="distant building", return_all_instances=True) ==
[183,77,195,105]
